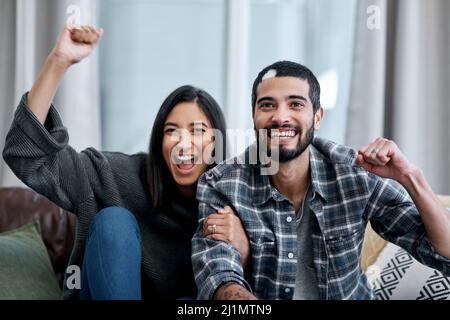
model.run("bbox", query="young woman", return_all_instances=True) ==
[2,25,249,300]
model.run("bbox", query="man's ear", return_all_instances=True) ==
[314,106,324,130]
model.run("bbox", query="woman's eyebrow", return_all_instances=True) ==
[190,121,209,128]
[164,122,179,127]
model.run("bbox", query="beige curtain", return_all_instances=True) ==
[0,0,101,187]
[346,0,450,194]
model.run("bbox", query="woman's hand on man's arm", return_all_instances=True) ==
[202,205,251,268]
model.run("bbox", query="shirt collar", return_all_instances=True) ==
[251,143,329,206]
[309,144,328,202]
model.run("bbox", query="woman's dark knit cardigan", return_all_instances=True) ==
[2,94,199,299]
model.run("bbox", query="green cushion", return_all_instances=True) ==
[0,223,62,299]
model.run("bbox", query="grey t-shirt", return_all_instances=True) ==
[293,185,320,300]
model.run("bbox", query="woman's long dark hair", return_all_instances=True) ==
[146,85,227,209]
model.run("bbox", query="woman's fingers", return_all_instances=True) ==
[203,218,226,235]
[218,205,233,214]
[203,206,238,237]
[70,25,102,44]
[203,216,222,235]
[206,213,226,220]
[206,233,228,242]
[203,216,234,236]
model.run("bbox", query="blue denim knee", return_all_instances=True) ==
[89,206,141,243]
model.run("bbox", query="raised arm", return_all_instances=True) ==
[357,137,450,262]
[28,25,102,124]
[2,25,115,214]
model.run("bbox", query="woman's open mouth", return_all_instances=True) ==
[173,154,197,173]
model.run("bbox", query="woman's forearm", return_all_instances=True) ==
[27,53,70,124]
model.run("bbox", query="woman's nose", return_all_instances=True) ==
[176,131,192,150]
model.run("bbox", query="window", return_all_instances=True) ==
[249,0,357,144]
[99,0,226,152]
[99,0,356,154]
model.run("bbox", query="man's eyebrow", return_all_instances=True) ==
[287,95,308,102]
[256,96,276,104]
[256,95,309,104]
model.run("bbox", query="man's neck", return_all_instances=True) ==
[270,148,311,211]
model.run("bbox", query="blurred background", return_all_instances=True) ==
[0,0,449,194]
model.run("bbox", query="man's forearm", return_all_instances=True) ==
[399,166,450,258]
[214,282,257,300]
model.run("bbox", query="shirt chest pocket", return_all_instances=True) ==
[324,228,363,251]
[242,208,276,245]
[247,227,276,246]
[246,222,277,262]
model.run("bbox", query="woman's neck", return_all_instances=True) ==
[176,184,196,200]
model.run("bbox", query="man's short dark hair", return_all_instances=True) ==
[251,61,321,114]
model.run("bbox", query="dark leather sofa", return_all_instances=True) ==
[0,187,76,285]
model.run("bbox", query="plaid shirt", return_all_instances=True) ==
[191,137,450,300]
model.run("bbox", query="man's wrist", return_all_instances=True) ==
[398,165,425,194]
[214,282,256,300]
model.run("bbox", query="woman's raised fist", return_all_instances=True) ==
[50,24,104,68]
[69,25,102,44]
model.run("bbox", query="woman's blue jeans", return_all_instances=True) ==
[80,206,142,300]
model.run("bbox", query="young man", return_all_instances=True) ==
[191,61,450,300]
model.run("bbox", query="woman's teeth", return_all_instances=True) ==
[175,155,195,163]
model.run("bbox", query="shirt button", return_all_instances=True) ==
[285,288,291,293]
[288,252,294,259]
[286,216,293,222]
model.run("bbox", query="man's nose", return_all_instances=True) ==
[271,104,291,126]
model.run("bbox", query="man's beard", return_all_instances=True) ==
[274,123,314,163]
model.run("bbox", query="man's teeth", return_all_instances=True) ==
[271,130,296,137]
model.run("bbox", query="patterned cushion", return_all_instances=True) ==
[365,242,450,300]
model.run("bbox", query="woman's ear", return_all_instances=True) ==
[201,133,216,165]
